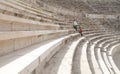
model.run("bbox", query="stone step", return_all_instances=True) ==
[102,40,118,74]
[84,34,111,74]
[96,42,112,74]
[107,42,120,74]
[14,0,53,16]
[95,38,119,74]
[42,36,84,74]
[3,0,60,22]
[88,40,102,74]
[83,30,105,35]
[14,0,64,22]
[80,40,92,74]
[2,31,104,74]
[0,2,43,22]
[0,30,71,40]
[82,33,120,74]
[43,32,105,74]
[72,39,86,74]
[4,0,52,16]
[15,0,68,22]
[0,13,60,31]
[89,35,120,74]
[79,33,105,74]
[0,33,79,74]
[99,38,120,74]
[0,0,65,23]
[0,30,70,56]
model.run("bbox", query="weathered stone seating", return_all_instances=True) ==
[0,30,71,56]
[4,0,64,23]
[0,0,120,74]
[0,13,60,31]
[107,42,120,74]
[0,0,53,22]
[92,34,120,74]
[0,33,79,74]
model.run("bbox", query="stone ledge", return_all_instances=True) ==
[0,30,69,40]
[0,30,71,56]
[0,13,60,31]
[0,33,79,74]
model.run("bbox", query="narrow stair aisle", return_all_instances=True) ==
[42,36,84,74]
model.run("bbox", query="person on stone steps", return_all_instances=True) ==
[73,19,78,31]
[79,26,83,36]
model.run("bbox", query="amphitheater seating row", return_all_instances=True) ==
[0,0,67,30]
[0,33,80,74]
[0,1,77,74]
[0,13,60,31]
[86,33,120,74]
[0,0,120,74]
[0,26,120,74]
[5,0,64,23]
[40,31,120,74]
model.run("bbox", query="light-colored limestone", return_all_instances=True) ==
[0,30,68,41]
[0,33,78,74]
[0,13,60,31]
[14,37,32,50]
[86,14,117,19]
[93,37,118,74]
[0,30,70,56]
[0,39,14,56]
[90,43,102,74]
[0,20,12,31]
[99,39,120,74]
[80,40,92,74]
[0,0,119,74]
[97,44,111,74]
[57,37,84,74]
[109,44,120,74]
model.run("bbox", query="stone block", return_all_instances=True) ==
[0,20,12,31]
[12,22,29,31]
[19,58,39,74]
[14,37,32,50]
[0,39,14,56]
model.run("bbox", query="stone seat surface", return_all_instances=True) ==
[95,36,120,74]
[0,2,43,21]
[0,33,79,74]
[0,30,71,56]
[79,32,120,74]
[90,35,120,74]
[0,31,104,73]
[2,0,57,21]
[96,41,112,74]
[0,0,38,16]
[0,13,60,31]
[0,13,56,26]
[43,36,84,74]
[0,30,69,40]
[78,31,120,74]
[0,1,119,74]
[105,41,120,74]
[40,31,106,74]
[3,0,51,16]
[95,40,120,74]
[80,33,110,74]
[13,0,53,16]
[70,32,106,74]
[87,36,109,74]
[109,43,120,74]
[11,0,66,22]
[0,0,59,23]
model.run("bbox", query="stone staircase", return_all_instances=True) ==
[0,0,120,74]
